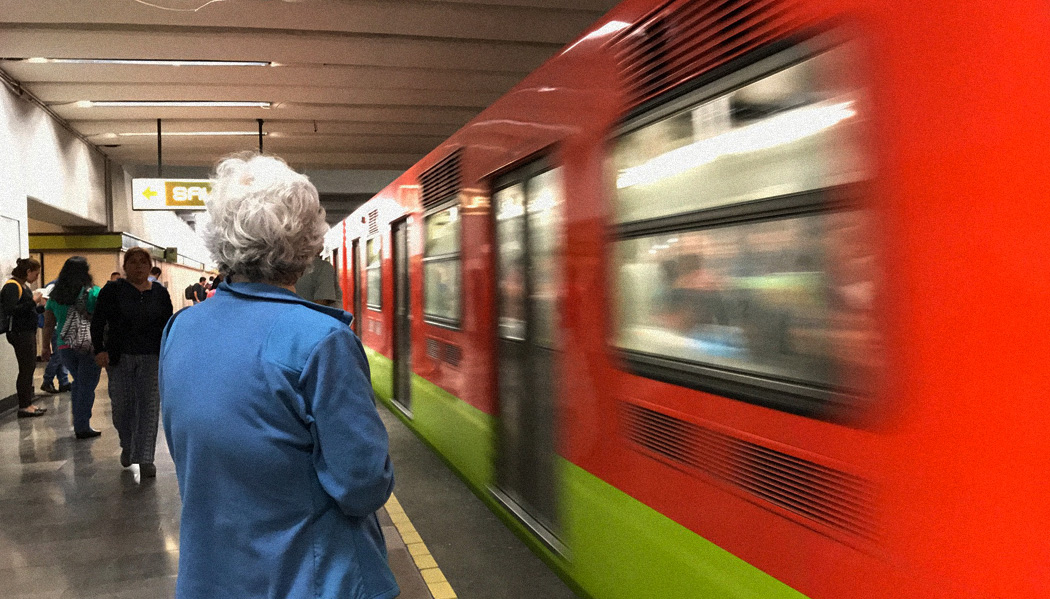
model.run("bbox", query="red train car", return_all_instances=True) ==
[338,1,1050,597]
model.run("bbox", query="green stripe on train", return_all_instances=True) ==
[364,347,808,599]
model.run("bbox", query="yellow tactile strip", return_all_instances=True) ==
[386,494,458,599]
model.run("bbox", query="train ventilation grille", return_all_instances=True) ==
[426,337,463,368]
[612,0,808,108]
[367,210,379,236]
[621,402,876,539]
[420,149,462,209]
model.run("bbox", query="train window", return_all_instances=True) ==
[613,46,864,225]
[611,44,880,419]
[366,236,381,310]
[423,203,461,326]
[525,168,564,348]
[495,184,527,340]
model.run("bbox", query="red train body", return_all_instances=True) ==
[338,1,1050,597]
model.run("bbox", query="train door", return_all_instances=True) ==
[492,164,565,550]
[351,239,362,336]
[392,218,412,414]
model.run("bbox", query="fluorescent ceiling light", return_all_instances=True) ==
[117,131,267,137]
[25,57,270,67]
[76,100,271,108]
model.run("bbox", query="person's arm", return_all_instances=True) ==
[91,285,113,368]
[157,285,174,325]
[301,328,394,517]
[41,307,56,362]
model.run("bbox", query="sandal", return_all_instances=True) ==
[17,407,47,418]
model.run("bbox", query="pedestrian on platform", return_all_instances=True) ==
[37,279,71,395]
[295,253,343,307]
[2,258,46,417]
[159,152,397,599]
[42,257,103,438]
[148,266,163,286]
[92,247,173,477]
[191,277,207,303]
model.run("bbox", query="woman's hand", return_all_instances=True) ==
[95,351,110,369]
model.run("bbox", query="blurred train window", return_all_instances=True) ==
[611,43,880,418]
[366,236,382,310]
[423,204,462,326]
[526,168,564,349]
[495,166,565,345]
[613,46,865,224]
[496,184,527,340]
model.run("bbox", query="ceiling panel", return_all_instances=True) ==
[0,0,621,168]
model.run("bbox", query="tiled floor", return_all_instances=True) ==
[0,365,436,599]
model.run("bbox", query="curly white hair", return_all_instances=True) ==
[203,152,328,285]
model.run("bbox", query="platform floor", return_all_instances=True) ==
[0,364,578,599]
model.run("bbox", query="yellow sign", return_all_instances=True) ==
[132,178,211,211]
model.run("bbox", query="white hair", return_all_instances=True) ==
[203,153,328,284]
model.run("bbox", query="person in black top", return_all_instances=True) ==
[2,258,46,417]
[92,248,173,475]
[192,277,207,303]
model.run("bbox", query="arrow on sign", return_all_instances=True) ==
[142,187,158,200]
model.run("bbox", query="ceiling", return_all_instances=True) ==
[0,0,619,174]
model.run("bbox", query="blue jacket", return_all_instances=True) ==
[160,281,398,599]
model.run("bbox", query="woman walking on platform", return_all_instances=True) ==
[160,153,397,599]
[2,258,46,418]
[43,257,103,438]
[92,247,173,477]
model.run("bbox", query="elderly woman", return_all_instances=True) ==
[159,153,397,599]
[92,247,173,477]
[2,258,46,417]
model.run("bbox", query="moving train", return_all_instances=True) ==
[334,1,1049,597]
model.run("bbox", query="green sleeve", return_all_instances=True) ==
[87,285,101,313]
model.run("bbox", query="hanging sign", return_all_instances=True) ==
[132,178,211,211]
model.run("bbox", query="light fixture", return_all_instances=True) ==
[116,131,267,137]
[75,100,271,108]
[24,57,270,67]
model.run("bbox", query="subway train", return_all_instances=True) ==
[334,1,1049,598]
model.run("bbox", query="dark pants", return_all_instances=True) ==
[108,354,161,464]
[59,348,102,433]
[6,329,38,409]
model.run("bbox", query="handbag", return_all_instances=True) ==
[60,289,93,354]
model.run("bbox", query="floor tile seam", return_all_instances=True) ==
[386,492,457,599]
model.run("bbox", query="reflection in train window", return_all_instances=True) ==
[613,46,865,224]
[423,204,461,326]
[496,184,526,340]
[366,236,382,310]
[611,44,880,415]
[526,169,563,349]
[614,212,880,392]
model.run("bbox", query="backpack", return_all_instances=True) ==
[60,290,93,354]
[184,284,195,300]
[0,278,18,334]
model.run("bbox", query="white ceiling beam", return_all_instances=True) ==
[0,0,614,45]
[27,82,501,108]
[0,62,526,92]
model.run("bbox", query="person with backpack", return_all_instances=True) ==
[42,257,103,439]
[2,257,46,418]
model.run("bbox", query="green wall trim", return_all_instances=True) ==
[364,347,808,599]
[29,234,123,251]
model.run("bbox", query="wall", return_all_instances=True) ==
[0,80,108,406]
